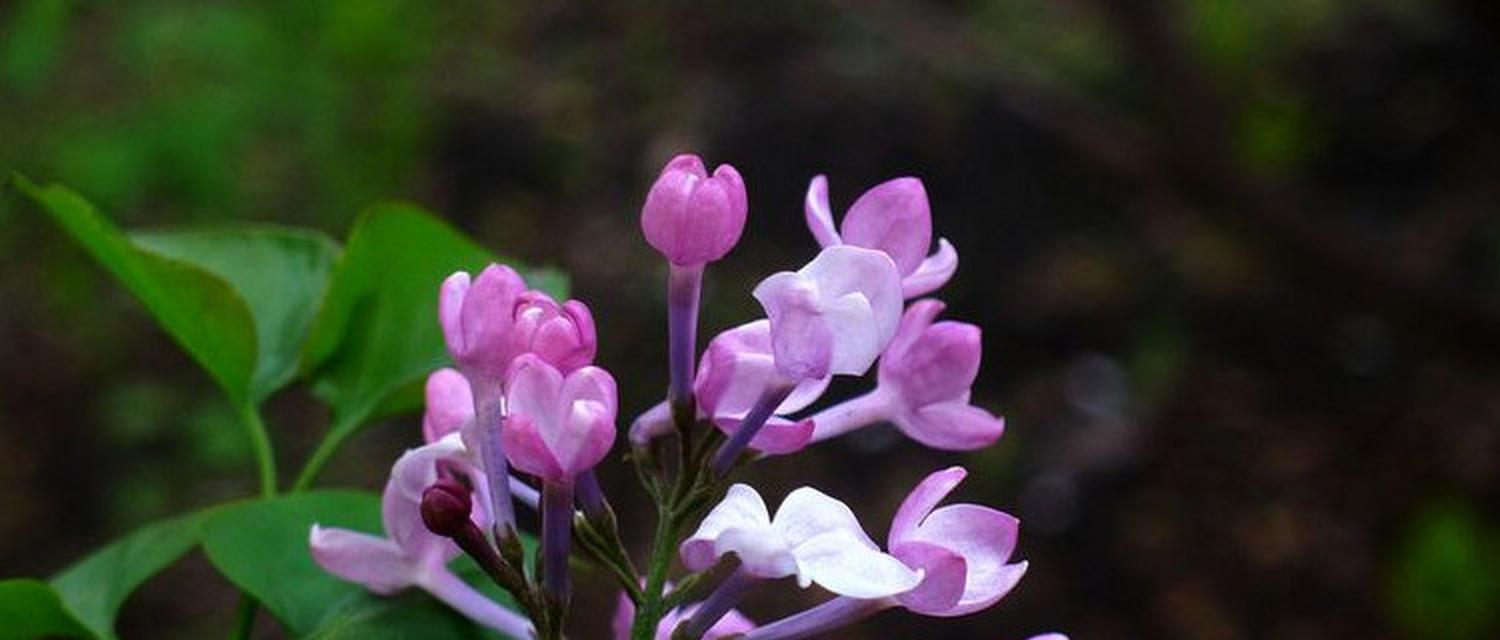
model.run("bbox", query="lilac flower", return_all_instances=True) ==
[610,590,755,640]
[681,484,921,598]
[500,354,619,482]
[804,175,958,298]
[509,290,597,374]
[627,320,831,454]
[641,154,748,268]
[752,245,904,381]
[439,264,529,381]
[887,467,1027,616]
[742,467,1026,640]
[810,299,1005,450]
[309,435,532,637]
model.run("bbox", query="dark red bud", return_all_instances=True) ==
[420,477,473,538]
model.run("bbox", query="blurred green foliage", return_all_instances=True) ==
[1387,502,1500,639]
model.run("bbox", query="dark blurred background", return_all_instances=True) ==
[3,1,1499,638]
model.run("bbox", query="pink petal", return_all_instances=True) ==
[840,177,932,275]
[438,271,471,356]
[504,355,566,429]
[384,437,468,560]
[803,175,840,247]
[891,540,967,614]
[883,299,945,365]
[550,397,616,475]
[711,164,749,251]
[423,368,473,443]
[901,238,958,298]
[681,484,772,570]
[906,504,1023,616]
[818,291,883,376]
[890,466,967,544]
[895,402,1005,451]
[500,413,565,480]
[712,416,814,455]
[309,525,415,595]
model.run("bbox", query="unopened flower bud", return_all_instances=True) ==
[420,477,474,538]
[439,264,529,380]
[641,154,748,266]
[510,291,597,373]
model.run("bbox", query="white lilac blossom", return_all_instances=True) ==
[309,435,531,638]
[804,175,958,298]
[680,484,921,598]
[809,299,1005,450]
[742,467,1026,640]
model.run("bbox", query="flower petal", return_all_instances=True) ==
[890,466,967,544]
[681,484,774,570]
[423,368,473,443]
[797,245,904,349]
[439,271,471,356]
[504,354,566,429]
[309,525,415,595]
[839,177,932,275]
[716,525,799,580]
[794,531,923,598]
[906,504,1023,615]
[501,413,566,480]
[890,539,967,615]
[803,175,840,247]
[819,292,883,376]
[385,436,468,559]
[895,402,1005,451]
[772,487,877,549]
[901,238,958,298]
[712,416,814,456]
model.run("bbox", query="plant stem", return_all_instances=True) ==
[630,499,681,640]
[235,403,277,498]
[230,403,278,640]
[289,413,361,492]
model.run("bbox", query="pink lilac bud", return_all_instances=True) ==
[809,299,1005,450]
[500,354,618,482]
[680,484,920,598]
[509,291,597,373]
[423,368,472,443]
[439,264,529,381]
[888,467,1027,616]
[420,477,475,538]
[641,154,748,267]
[693,320,829,455]
[804,175,958,298]
[753,245,904,381]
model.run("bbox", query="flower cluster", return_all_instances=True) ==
[309,154,1055,639]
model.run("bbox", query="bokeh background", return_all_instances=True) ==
[3,1,1500,638]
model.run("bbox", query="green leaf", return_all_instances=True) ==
[131,226,339,402]
[200,491,381,636]
[12,175,259,406]
[299,203,565,437]
[0,579,93,640]
[302,590,490,640]
[48,510,214,640]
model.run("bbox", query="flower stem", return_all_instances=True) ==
[671,569,755,640]
[806,388,892,443]
[742,596,893,640]
[541,480,574,608]
[667,264,704,410]
[469,378,518,537]
[711,382,794,472]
